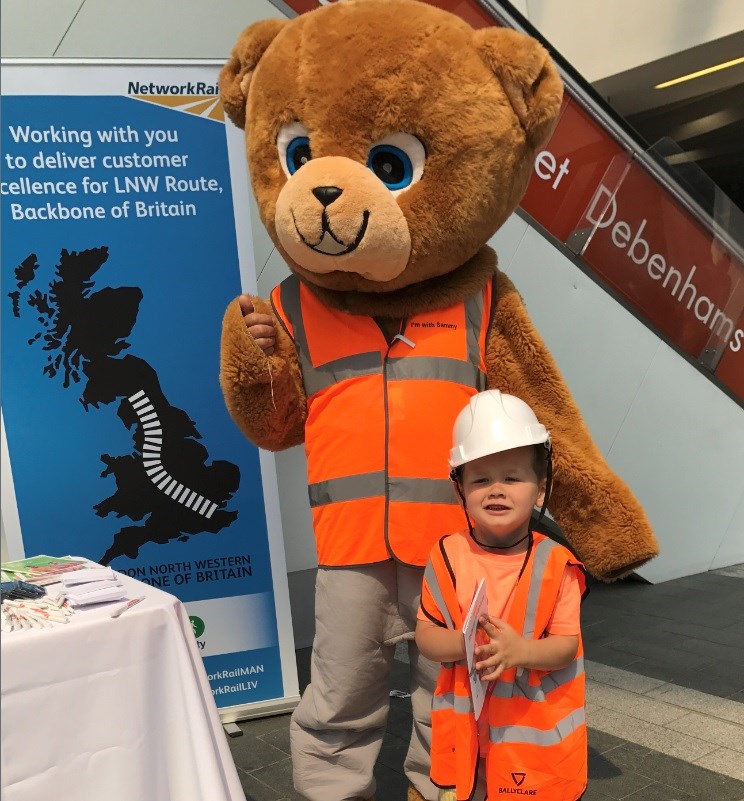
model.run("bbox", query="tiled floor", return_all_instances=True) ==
[227,566,744,801]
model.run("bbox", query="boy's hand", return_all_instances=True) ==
[239,295,276,356]
[474,616,529,681]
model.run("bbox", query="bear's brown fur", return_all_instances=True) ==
[219,0,658,579]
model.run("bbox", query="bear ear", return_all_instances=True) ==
[219,19,289,130]
[473,27,563,150]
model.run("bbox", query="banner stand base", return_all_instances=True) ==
[219,694,301,725]
[223,722,243,738]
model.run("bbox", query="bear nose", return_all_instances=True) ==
[312,186,343,207]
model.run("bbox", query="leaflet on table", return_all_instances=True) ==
[0,555,88,584]
[66,584,127,606]
[61,567,116,586]
[462,577,490,720]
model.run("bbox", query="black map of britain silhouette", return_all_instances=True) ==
[8,246,239,564]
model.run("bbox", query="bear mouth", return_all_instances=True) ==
[293,210,370,256]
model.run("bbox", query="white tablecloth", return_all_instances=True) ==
[1,573,246,801]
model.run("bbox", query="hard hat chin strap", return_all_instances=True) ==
[452,474,475,541]
[536,444,554,525]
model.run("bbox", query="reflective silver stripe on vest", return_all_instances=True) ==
[465,288,484,372]
[490,707,585,746]
[424,561,455,630]
[278,277,382,396]
[523,537,559,640]
[432,691,473,714]
[491,656,585,702]
[389,478,457,505]
[308,471,385,507]
[278,276,487,397]
[303,351,382,396]
[308,475,457,508]
[386,357,486,389]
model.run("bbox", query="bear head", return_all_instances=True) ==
[220,0,562,311]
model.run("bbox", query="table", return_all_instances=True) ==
[1,572,246,801]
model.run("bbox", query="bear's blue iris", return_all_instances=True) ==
[286,137,312,175]
[368,145,413,190]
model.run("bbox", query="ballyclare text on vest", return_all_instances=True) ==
[425,532,587,800]
[271,275,491,566]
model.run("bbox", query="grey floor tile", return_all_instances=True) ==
[646,683,744,726]
[580,785,615,801]
[665,711,744,754]
[230,734,290,773]
[584,643,644,670]
[260,725,292,756]
[586,681,688,725]
[616,660,744,698]
[694,747,744,783]
[673,636,744,667]
[588,708,717,761]
[250,757,305,801]
[609,742,744,800]
[587,729,630,756]
[661,620,744,649]
[585,747,655,798]
[621,781,694,799]
[236,768,284,801]
[585,661,666,694]
[599,638,716,671]
[237,712,293,739]
[711,564,744,579]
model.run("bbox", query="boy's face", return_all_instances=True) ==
[460,446,545,549]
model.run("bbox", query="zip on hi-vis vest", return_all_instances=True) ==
[427,531,588,801]
[271,274,493,568]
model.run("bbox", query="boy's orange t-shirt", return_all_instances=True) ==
[418,530,582,635]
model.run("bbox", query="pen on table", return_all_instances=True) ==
[111,596,145,618]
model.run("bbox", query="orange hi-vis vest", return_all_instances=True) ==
[425,532,588,801]
[271,274,492,567]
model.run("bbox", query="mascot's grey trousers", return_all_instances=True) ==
[290,561,439,801]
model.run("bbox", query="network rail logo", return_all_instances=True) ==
[126,81,224,122]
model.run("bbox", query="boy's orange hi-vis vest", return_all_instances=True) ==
[425,532,588,801]
[271,274,491,567]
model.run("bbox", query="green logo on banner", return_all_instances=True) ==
[190,615,205,638]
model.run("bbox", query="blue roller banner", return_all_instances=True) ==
[1,63,299,715]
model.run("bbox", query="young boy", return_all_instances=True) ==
[415,390,587,801]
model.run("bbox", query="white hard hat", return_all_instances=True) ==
[449,390,550,469]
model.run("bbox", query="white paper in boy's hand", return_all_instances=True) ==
[462,577,490,720]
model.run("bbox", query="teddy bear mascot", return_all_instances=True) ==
[218,1,658,799]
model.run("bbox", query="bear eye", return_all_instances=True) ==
[367,133,425,195]
[277,121,312,178]
[287,137,311,174]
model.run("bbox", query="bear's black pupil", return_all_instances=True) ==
[292,144,311,171]
[372,152,404,184]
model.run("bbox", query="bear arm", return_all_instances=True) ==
[220,296,307,451]
[485,275,658,580]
